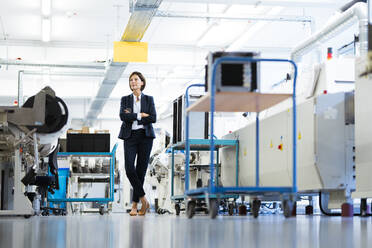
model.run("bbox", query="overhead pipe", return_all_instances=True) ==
[17,70,23,107]
[0,59,106,70]
[340,0,366,12]
[291,2,368,61]
[155,11,312,23]
[22,70,104,77]
[19,70,203,80]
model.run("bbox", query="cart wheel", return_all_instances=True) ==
[305,205,313,215]
[238,204,247,216]
[251,199,261,218]
[175,203,181,216]
[282,200,293,218]
[24,215,32,219]
[228,203,234,216]
[361,198,368,217]
[204,208,209,215]
[41,210,49,216]
[209,199,218,219]
[99,205,105,215]
[186,201,196,219]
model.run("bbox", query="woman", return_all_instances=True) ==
[118,71,156,216]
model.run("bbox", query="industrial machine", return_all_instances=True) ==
[172,94,208,144]
[0,86,69,216]
[351,56,372,213]
[206,51,260,93]
[350,1,372,214]
[149,149,211,215]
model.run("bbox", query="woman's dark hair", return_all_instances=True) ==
[129,71,146,91]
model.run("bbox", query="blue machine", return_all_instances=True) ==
[48,168,69,212]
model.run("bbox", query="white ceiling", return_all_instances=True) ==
[0,0,354,122]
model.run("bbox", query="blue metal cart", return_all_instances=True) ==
[185,57,298,218]
[170,84,240,216]
[48,143,118,215]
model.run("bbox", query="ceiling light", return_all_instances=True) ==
[41,0,51,16]
[42,18,51,42]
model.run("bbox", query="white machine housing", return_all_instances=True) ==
[352,57,372,198]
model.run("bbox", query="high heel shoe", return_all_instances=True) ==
[138,202,150,216]
[129,208,138,216]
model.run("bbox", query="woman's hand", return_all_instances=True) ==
[141,113,149,118]
[124,108,131,114]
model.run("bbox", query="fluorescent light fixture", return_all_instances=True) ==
[41,0,51,16]
[42,18,51,42]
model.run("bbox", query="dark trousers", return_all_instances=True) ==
[124,129,153,203]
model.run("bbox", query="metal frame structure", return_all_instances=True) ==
[48,143,118,204]
[170,84,239,215]
[185,57,298,218]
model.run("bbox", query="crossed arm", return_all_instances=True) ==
[119,96,157,125]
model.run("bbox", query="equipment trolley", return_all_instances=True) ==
[48,143,118,215]
[185,57,298,219]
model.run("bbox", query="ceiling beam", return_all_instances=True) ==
[0,39,292,53]
[155,11,312,23]
[161,0,342,8]
[0,96,121,102]
[0,39,222,51]
[0,58,106,70]
[20,69,205,79]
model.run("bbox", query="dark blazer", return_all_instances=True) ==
[118,93,156,140]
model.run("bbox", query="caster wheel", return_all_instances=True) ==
[251,199,261,218]
[204,208,209,215]
[341,203,354,217]
[238,204,247,216]
[361,198,367,217]
[186,201,196,219]
[99,205,105,215]
[305,205,313,215]
[24,215,32,219]
[291,201,297,216]
[209,199,218,219]
[175,203,181,216]
[228,203,234,216]
[282,200,293,218]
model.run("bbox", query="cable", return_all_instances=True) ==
[319,192,372,217]
[319,192,340,216]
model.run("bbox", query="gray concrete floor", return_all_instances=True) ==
[0,214,371,248]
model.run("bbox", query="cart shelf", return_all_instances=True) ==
[48,143,118,204]
[186,91,292,113]
[172,139,238,150]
